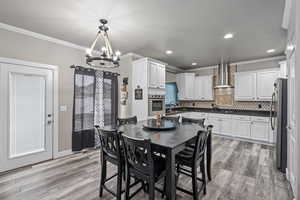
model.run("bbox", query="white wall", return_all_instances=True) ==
[237,59,281,72]
[295,0,300,197]
[166,71,176,82]
[118,55,133,116]
[0,28,120,152]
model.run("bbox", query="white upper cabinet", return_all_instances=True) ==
[234,71,256,101]
[194,75,213,100]
[235,69,279,101]
[176,73,195,100]
[256,71,279,101]
[148,61,166,89]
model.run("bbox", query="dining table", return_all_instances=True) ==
[116,119,212,200]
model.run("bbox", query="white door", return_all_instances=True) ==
[185,73,195,100]
[194,76,202,100]
[287,50,297,194]
[158,65,165,89]
[251,121,269,142]
[148,62,157,88]
[256,70,279,101]
[232,119,251,139]
[0,63,53,172]
[234,72,256,101]
[208,117,220,134]
[219,118,232,136]
[202,75,213,100]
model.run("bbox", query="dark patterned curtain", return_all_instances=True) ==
[72,66,96,151]
[72,66,119,151]
[103,71,118,127]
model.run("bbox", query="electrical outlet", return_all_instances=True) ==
[60,105,67,112]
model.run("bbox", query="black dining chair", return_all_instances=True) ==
[121,134,166,200]
[182,117,205,149]
[175,129,209,200]
[95,127,124,200]
[117,116,137,126]
[182,117,205,126]
[161,115,180,123]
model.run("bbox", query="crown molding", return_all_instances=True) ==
[0,22,87,51]
[231,56,286,65]
[282,0,292,29]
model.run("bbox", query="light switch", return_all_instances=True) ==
[60,105,67,112]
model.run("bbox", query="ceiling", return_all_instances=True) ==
[0,0,287,68]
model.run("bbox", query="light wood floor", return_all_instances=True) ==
[0,136,293,200]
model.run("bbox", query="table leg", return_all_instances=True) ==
[166,149,176,200]
[207,133,212,181]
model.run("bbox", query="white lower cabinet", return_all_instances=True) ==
[250,117,270,142]
[219,118,232,136]
[208,117,221,134]
[232,118,251,139]
[171,112,272,144]
[179,112,272,144]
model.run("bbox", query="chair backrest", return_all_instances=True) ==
[121,134,154,176]
[117,116,138,126]
[193,130,208,162]
[182,117,205,126]
[161,115,180,123]
[95,127,122,160]
[207,125,213,134]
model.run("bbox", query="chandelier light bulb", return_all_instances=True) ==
[101,46,107,52]
[86,19,120,68]
[85,48,92,55]
[115,50,121,56]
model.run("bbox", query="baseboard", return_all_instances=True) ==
[213,133,275,146]
[54,149,73,159]
[286,168,290,181]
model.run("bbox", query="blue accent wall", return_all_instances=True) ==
[165,82,178,105]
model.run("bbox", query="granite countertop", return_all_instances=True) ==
[165,106,271,117]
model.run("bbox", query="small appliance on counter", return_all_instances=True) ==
[270,78,287,173]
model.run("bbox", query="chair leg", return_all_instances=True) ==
[116,166,122,200]
[99,158,107,197]
[148,180,155,200]
[161,177,166,198]
[176,163,180,186]
[192,166,198,200]
[125,169,131,200]
[200,160,207,195]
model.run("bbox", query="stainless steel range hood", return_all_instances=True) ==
[215,62,233,88]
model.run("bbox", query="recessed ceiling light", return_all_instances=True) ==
[267,49,276,53]
[224,33,234,39]
[287,45,295,51]
[165,50,173,55]
[192,62,197,66]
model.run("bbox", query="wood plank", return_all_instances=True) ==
[0,136,293,200]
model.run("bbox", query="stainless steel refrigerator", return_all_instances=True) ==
[270,78,287,173]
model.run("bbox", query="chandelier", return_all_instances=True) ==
[85,19,121,68]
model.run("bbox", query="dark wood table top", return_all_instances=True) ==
[113,120,206,149]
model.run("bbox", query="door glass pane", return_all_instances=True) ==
[10,73,46,158]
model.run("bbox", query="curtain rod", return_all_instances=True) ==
[70,65,120,76]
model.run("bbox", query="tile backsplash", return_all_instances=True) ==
[179,100,271,111]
